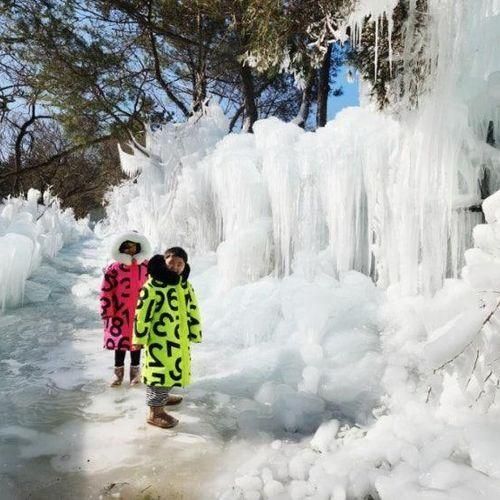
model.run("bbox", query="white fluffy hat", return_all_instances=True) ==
[111,231,152,265]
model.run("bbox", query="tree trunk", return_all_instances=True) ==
[316,43,333,128]
[13,109,40,193]
[469,120,495,216]
[240,64,258,133]
[486,120,495,147]
[192,9,207,113]
[13,134,24,194]
[192,69,207,113]
[479,120,495,201]
[229,105,244,132]
[293,70,315,128]
[148,28,190,118]
[479,120,495,203]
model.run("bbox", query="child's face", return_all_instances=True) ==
[165,254,186,275]
[122,242,138,256]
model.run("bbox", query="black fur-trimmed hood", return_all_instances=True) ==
[147,254,191,285]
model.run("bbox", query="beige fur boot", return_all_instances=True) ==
[129,365,141,386]
[147,406,179,429]
[110,366,124,387]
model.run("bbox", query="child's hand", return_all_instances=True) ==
[132,344,143,350]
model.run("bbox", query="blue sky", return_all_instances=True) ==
[328,66,360,120]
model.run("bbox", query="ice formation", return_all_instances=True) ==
[209,1,500,498]
[0,190,90,310]
[104,0,500,297]
[210,183,500,500]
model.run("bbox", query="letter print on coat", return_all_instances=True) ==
[165,287,183,384]
[182,281,202,342]
[133,277,202,389]
[100,261,149,351]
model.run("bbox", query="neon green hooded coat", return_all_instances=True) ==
[132,255,202,388]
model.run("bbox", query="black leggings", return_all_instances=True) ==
[114,350,141,367]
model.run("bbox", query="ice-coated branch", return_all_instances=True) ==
[434,296,500,372]
[465,349,481,389]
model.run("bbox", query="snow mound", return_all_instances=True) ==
[0,190,90,310]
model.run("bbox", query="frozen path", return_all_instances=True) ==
[0,237,385,499]
[0,238,225,499]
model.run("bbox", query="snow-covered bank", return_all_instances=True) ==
[194,262,384,433]
[0,189,90,311]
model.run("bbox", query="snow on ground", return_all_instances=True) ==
[0,236,384,499]
[0,238,220,499]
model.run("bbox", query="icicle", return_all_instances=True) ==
[374,16,379,83]
[401,0,417,103]
[387,13,394,78]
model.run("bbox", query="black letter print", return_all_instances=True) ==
[148,343,165,368]
[167,288,179,311]
[169,357,183,382]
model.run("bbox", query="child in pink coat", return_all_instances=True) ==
[100,232,152,386]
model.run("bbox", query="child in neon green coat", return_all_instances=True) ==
[132,247,202,429]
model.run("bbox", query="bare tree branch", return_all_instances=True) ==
[148,29,190,117]
[0,134,113,182]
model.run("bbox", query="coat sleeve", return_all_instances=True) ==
[186,283,202,343]
[133,281,156,346]
[99,265,117,319]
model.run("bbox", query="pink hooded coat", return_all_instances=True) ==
[100,232,152,351]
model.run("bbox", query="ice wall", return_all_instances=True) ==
[214,180,500,500]
[0,190,90,310]
[105,0,500,296]
[105,105,228,253]
[347,0,500,294]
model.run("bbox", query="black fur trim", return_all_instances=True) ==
[147,255,180,285]
[181,263,191,283]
